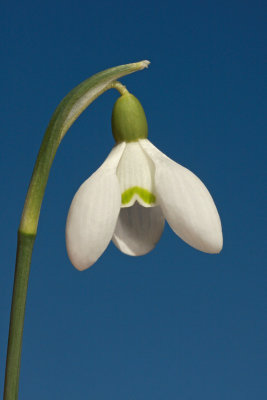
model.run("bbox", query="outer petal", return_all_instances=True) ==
[66,143,126,270]
[140,139,223,253]
[112,203,165,256]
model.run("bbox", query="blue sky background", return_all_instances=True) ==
[1,0,266,398]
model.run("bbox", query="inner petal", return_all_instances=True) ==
[112,203,165,256]
[116,141,156,207]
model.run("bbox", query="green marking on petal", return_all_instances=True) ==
[121,186,156,205]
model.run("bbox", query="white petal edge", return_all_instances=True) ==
[140,139,223,253]
[112,203,165,256]
[66,142,126,270]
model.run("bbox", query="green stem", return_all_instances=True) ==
[4,232,35,400]
[3,60,150,399]
[109,81,129,95]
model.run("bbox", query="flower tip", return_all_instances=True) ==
[206,233,223,254]
[211,245,223,255]
[216,241,223,254]
[66,241,95,271]
[76,264,93,272]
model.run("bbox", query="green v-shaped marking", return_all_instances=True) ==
[121,186,156,205]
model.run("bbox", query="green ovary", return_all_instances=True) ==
[121,186,156,205]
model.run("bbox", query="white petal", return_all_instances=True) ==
[112,203,165,256]
[66,143,126,270]
[116,141,156,207]
[140,139,223,253]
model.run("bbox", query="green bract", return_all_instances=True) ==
[111,93,148,143]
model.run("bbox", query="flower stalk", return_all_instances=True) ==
[3,60,150,400]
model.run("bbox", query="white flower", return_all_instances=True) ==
[66,139,223,270]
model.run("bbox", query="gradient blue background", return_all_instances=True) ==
[1,0,266,398]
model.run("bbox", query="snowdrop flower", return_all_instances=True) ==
[66,92,223,270]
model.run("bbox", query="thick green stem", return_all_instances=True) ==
[3,60,150,399]
[4,232,35,400]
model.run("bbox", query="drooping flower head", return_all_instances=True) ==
[66,89,223,270]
